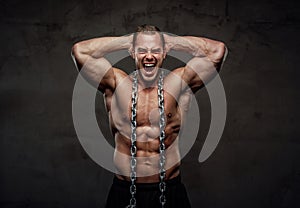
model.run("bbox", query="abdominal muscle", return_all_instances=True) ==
[113,125,181,183]
[108,80,185,183]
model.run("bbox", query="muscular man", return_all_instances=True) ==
[72,25,227,208]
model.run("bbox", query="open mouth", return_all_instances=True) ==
[143,63,156,73]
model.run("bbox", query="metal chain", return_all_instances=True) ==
[127,70,138,208]
[127,70,166,208]
[158,70,166,207]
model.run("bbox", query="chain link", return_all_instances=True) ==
[128,70,138,208]
[158,70,166,207]
[127,70,166,208]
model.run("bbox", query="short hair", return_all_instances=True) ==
[133,24,165,49]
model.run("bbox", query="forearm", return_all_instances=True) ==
[72,35,132,60]
[166,35,226,65]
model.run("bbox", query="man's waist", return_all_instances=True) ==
[113,174,182,190]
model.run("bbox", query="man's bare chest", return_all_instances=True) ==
[108,87,179,129]
[133,88,178,125]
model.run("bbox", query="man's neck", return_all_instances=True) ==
[137,75,159,89]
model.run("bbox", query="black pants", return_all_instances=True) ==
[105,175,191,208]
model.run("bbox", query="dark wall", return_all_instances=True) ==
[1,0,299,207]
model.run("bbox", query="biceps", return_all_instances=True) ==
[182,67,204,93]
[78,57,115,92]
[183,57,217,92]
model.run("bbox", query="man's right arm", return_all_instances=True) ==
[71,35,132,92]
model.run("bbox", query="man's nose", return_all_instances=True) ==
[145,52,154,61]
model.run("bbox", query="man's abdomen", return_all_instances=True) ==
[113,133,181,183]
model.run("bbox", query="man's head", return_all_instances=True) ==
[132,25,165,48]
[131,24,166,83]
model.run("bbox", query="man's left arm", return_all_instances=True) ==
[164,34,228,93]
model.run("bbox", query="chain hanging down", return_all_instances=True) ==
[127,70,166,208]
[128,70,138,208]
[157,70,166,207]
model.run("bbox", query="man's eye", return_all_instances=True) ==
[152,49,162,54]
[137,49,147,54]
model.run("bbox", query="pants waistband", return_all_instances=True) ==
[113,174,181,190]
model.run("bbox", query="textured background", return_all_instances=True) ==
[1,0,299,207]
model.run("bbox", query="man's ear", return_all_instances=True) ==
[129,46,135,59]
[163,48,167,59]
[130,51,136,59]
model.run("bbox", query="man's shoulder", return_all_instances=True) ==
[170,67,186,76]
[165,67,186,80]
[112,67,129,80]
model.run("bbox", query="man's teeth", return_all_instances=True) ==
[144,64,155,67]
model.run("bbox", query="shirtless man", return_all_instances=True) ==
[72,25,227,208]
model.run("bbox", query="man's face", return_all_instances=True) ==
[132,32,166,83]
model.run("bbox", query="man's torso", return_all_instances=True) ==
[104,68,191,183]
